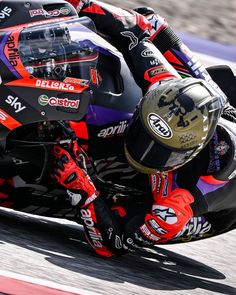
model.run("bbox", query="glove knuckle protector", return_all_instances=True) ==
[141,188,194,243]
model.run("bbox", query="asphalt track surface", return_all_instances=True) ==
[0,46,236,295]
[0,207,236,295]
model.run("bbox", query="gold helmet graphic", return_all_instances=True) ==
[125,78,226,173]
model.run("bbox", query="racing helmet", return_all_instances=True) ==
[124,78,226,173]
[0,17,99,150]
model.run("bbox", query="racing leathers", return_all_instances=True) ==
[52,0,234,256]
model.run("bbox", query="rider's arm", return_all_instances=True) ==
[52,141,193,254]
[52,142,134,256]
[67,0,180,92]
[122,169,222,246]
[144,12,227,99]
[122,172,194,245]
[68,0,227,101]
[146,13,210,80]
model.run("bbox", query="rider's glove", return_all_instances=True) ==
[52,142,99,208]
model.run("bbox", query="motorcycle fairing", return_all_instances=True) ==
[0,0,78,30]
[0,18,103,150]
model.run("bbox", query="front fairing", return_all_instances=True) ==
[0,17,110,149]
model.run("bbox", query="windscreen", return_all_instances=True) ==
[18,19,99,87]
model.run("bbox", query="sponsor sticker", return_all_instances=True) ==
[5,35,19,67]
[6,78,88,94]
[151,175,157,192]
[140,224,160,242]
[97,121,128,138]
[147,14,166,35]
[152,205,177,224]
[0,6,12,22]
[147,219,167,235]
[0,108,21,130]
[150,58,161,66]
[148,113,173,139]
[175,216,212,240]
[63,77,89,86]
[147,66,168,78]
[29,7,71,18]
[36,79,75,91]
[5,95,26,113]
[156,174,162,194]
[80,208,103,248]
[0,110,7,121]
[38,95,79,109]
[141,49,155,57]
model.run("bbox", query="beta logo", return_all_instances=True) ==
[0,6,12,21]
[148,113,172,139]
[38,95,79,109]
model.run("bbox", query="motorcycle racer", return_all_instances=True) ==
[50,0,235,256]
[0,0,234,257]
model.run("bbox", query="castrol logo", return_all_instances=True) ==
[148,113,172,139]
[38,95,79,109]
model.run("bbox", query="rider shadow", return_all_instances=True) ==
[0,209,235,294]
[36,233,236,294]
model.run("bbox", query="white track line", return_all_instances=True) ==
[0,269,97,295]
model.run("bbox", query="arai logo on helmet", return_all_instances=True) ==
[148,113,173,139]
[38,95,79,109]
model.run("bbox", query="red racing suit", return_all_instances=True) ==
[54,0,231,256]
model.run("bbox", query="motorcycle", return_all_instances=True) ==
[0,15,235,245]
